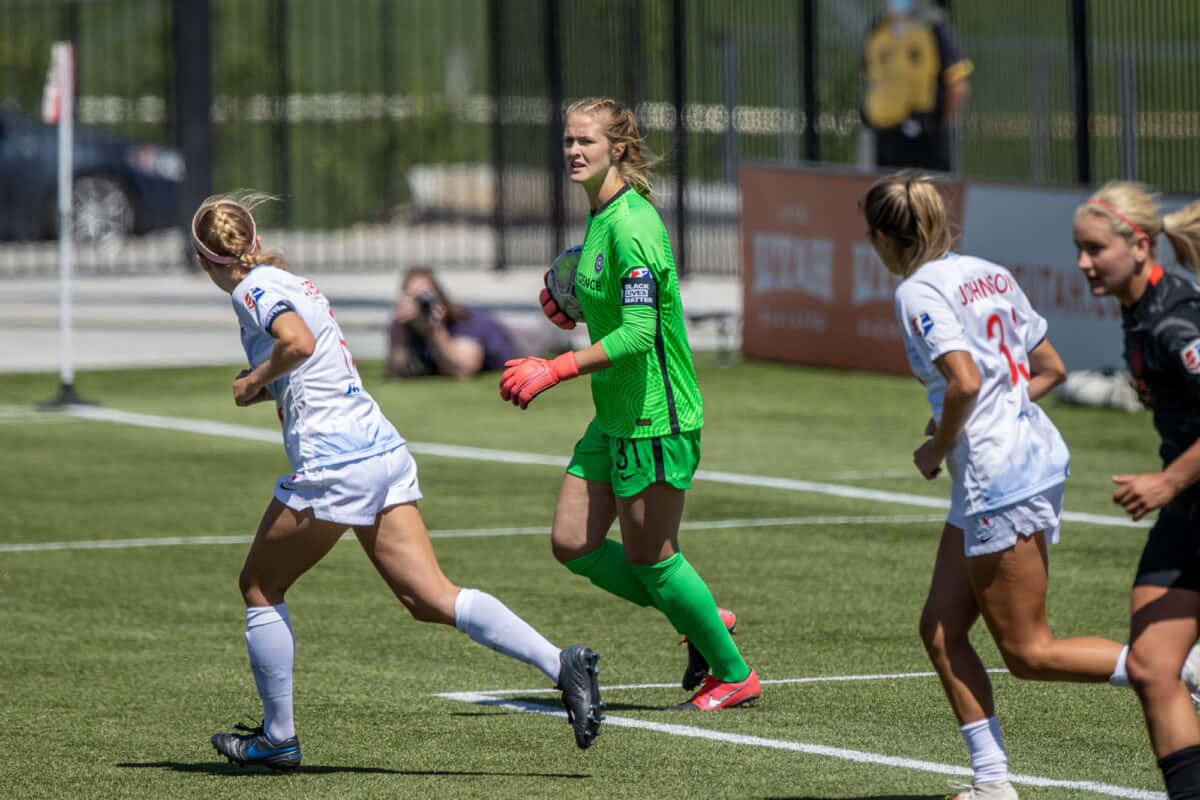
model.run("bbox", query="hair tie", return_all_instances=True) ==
[191,205,258,265]
[1089,198,1149,242]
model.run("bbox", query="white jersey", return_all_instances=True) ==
[893,253,1069,515]
[232,266,403,474]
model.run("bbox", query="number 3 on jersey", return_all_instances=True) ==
[986,310,1030,387]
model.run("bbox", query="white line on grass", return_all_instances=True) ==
[48,405,1151,529]
[435,688,1163,800]
[439,668,1011,694]
[0,514,948,553]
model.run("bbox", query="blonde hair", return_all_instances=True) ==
[1076,181,1200,275]
[860,173,953,276]
[192,190,287,270]
[565,97,658,200]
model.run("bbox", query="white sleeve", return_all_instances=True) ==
[894,279,968,362]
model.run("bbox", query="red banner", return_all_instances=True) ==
[740,166,963,375]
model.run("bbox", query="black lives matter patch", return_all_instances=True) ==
[621,268,657,307]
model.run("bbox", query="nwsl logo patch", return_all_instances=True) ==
[627,268,650,279]
[911,312,933,337]
[244,286,265,310]
[1182,338,1200,374]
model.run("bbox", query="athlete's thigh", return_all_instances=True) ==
[924,522,979,632]
[353,502,458,623]
[615,482,685,566]
[1130,585,1200,675]
[968,531,1050,648]
[242,498,348,592]
[552,473,618,558]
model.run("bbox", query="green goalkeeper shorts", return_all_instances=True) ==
[566,417,701,497]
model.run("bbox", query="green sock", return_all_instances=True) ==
[631,552,749,683]
[562,539,654,607]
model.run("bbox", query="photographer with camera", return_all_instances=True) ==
[386,266,519,379]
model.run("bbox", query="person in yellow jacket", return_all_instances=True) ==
[862,0,972,172]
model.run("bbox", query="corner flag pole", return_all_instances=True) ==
[41,41,90,407]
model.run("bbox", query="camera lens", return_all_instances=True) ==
[416,290,437,315]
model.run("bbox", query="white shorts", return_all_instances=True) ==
[947,483,1064,558]
[273,445,423,526]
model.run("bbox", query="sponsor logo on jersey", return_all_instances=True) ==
[345,384,361,395]
[594,253,605,274]
[911,312,933,337]
[1182,338,1200,374]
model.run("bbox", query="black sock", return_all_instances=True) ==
[1160,745,1200,799]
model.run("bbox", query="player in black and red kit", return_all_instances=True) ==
[1075,182,1200,799]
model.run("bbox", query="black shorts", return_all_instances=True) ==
[1134,502,1200,590]
[874,128,951,173]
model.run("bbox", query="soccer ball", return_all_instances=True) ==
[545,245,584,322]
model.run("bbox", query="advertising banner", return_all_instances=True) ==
[739,166,1164,374]
[740,165,963,374]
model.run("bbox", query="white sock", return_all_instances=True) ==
[454,588,562,683]
[245,604,296,743]
[1110,644,1131,687]
[960,716,1009,783]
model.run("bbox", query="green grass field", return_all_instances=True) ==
[0,356,1170,799]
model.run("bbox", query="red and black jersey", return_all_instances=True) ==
[1122,264,1200,506]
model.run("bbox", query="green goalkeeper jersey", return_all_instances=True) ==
[574,185,703,438]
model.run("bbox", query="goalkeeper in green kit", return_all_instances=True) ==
[500,97,760,710]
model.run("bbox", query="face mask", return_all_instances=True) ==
[887,0,915,15]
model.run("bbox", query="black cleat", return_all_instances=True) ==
[210,722,301,771]
[681,607,737,691]
[558,645,603,749]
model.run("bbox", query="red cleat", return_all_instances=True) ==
[672,668,760,711]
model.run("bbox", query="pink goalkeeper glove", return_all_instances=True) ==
[499,352,579,409]
[539,285,576,330]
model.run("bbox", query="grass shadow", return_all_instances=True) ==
[118,761,590,779]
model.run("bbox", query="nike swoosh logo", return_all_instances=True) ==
[703,687,741,708]
[279,483,298,491]
[247,741,299,758]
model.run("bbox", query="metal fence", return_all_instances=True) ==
[1,0,1199,277]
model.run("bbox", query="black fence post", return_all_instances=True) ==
[489,0,507,270]
[673,0,687,278]
[546,0,565,260]
[273,0,291,225]
[625,0,644,110]
[1071,0,1091,185]
[802,0,818,162]
[172,0,213,257]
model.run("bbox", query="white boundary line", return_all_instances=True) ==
[0,514,948,554]
[434,677,1164,800]
[48,405,1147,529]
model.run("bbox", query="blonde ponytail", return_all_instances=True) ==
[1163,200,1200,276]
